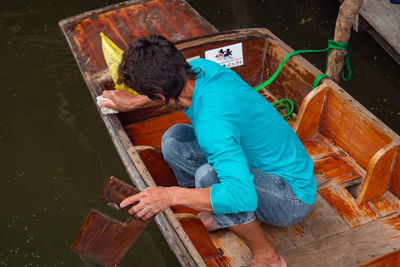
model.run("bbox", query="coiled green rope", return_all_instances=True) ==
[254,40,351,120]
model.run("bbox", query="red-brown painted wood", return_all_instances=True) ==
[71,177,150,267]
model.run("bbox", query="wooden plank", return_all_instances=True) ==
[302,133,338,158]
[383,191,400,212]
[319,184,379,228]
[314,153,362,190]
[124,111,190,149]
[262,225,297,252]
[389,146,400,198]
[369,198,395,218]
[178,215,222,261]
[138,149,179,187]
[319,88,393,170]
[207,229,252,267]
[356,143,398,203]
[265,41,319,110]
[294,85,328,140]
[298,194,350,240]
[71,177,150,267]
[262,194,350,251]
[282,214,400,267]
[359,0,400,56]
[358,249,400,267]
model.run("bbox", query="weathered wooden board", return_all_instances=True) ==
[319,184,379,228]
[357,142,398,203]
[265,41,320,111]
[262,225,297,252]
[283,214,400,267]
[138,149,179,187]
[319,88,393,170]
[314,153,362,190]
[61,0,218,77]
[71,177,150,267]
[389,146,400,199]
[383,191,400,213]
[358,249,400,267]
[294,85,328,140]
[125,111,190,148]
[369,198,396,218]
[298,194,349,240]
[207,230,251,267]
[359,0,400,57]
[302,133,337,158]
[262,194,349,251]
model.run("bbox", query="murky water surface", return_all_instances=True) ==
[1,0,399,266]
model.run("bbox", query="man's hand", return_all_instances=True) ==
[120,186,174,220]
[100,90,156,112]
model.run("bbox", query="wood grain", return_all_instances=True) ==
[319,89,393,170]
[383,191,400,212]
[358,249,400,267]
[319,184,379,228]
[369,198,395,218]
[389,146,400,198]
[283,214,400,267]
[294,85,328,140]
[314,153,362,190]
[357,142,398,203]
[125,111,190,149]
[71,177,150,267]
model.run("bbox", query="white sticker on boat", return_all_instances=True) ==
[186,55,200,63]
[205,42,243,68]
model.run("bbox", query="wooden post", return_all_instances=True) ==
[326,0,363,83]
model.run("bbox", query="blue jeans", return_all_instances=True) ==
[161,124,313,228]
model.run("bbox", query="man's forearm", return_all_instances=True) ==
[169,186,213,212]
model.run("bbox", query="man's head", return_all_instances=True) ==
[118,35,196,103]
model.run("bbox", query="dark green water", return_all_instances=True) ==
[1,0,399,266]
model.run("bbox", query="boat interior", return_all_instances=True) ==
[59,0,400,265]
[99,30,400,267]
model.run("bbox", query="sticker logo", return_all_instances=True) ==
[205,43,243,68]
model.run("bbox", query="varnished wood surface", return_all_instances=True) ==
[389,146,400,199]
[59,1,400,265]
[283,214,400,267]
[357,142,398,203]
[294,85,327,140]
[71,177,150,267]
[319,184,379,228]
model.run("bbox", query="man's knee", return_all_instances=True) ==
[162,124,190,162]
[195,164,218,188]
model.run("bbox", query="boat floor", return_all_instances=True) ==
[124,92,400,267]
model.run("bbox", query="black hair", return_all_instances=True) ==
[118,35,197,102]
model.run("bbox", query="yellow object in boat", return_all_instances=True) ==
[100,32,139,96]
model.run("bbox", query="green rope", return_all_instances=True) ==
[254,39,352,119]
[272,99,295,121]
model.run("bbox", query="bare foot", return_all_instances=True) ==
[251,255,287,267]
[197,212,220,231]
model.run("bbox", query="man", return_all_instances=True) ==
[101,35,316,267]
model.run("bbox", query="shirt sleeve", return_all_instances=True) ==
[195,117,258,214]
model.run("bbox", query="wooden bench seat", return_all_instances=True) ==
[294,83,400,204]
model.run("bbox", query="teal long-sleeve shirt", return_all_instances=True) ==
[184,59,316,215]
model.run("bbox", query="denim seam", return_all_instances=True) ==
[214,213,256,228]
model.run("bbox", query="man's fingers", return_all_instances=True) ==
[135,205,152,218]
[142,212,155,221]
[120,194,141,208]
[102,90,115,98]
[100,100,118,109]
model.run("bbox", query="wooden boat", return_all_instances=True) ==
[59,0,400,266]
